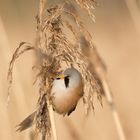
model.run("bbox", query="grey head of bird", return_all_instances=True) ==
[52,67,84,115]
[55,67,83,88]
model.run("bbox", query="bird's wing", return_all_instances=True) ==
[67,105,77,116]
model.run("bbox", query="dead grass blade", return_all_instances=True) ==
[7,42,35,106]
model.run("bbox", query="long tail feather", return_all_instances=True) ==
[16,112,36,132]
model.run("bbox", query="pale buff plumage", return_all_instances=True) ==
[51,67,84,115]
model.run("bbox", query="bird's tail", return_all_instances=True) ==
[16,111,36,132]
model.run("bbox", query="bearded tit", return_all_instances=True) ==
[16,67,84,132]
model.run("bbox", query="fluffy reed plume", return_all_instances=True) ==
[75,0,96,22]
[7,0,126,140]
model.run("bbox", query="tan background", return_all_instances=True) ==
[0,0,140,140]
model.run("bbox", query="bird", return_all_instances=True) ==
[51,67,84,116]
[16,67,84,132]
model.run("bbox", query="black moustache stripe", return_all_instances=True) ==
[64,76,69,88]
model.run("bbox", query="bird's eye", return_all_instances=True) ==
[56,77,61,80]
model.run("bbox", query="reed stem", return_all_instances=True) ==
[39,1,57,140]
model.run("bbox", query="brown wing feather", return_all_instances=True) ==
[67,105,77,116]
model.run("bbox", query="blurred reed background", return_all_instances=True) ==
[0,0,140,140]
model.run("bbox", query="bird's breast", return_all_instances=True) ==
[51,79,82,114]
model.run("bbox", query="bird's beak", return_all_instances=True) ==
[58,74,65,79]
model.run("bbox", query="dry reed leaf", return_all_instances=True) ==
[75,0,96,22]
[7,42,35,106]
